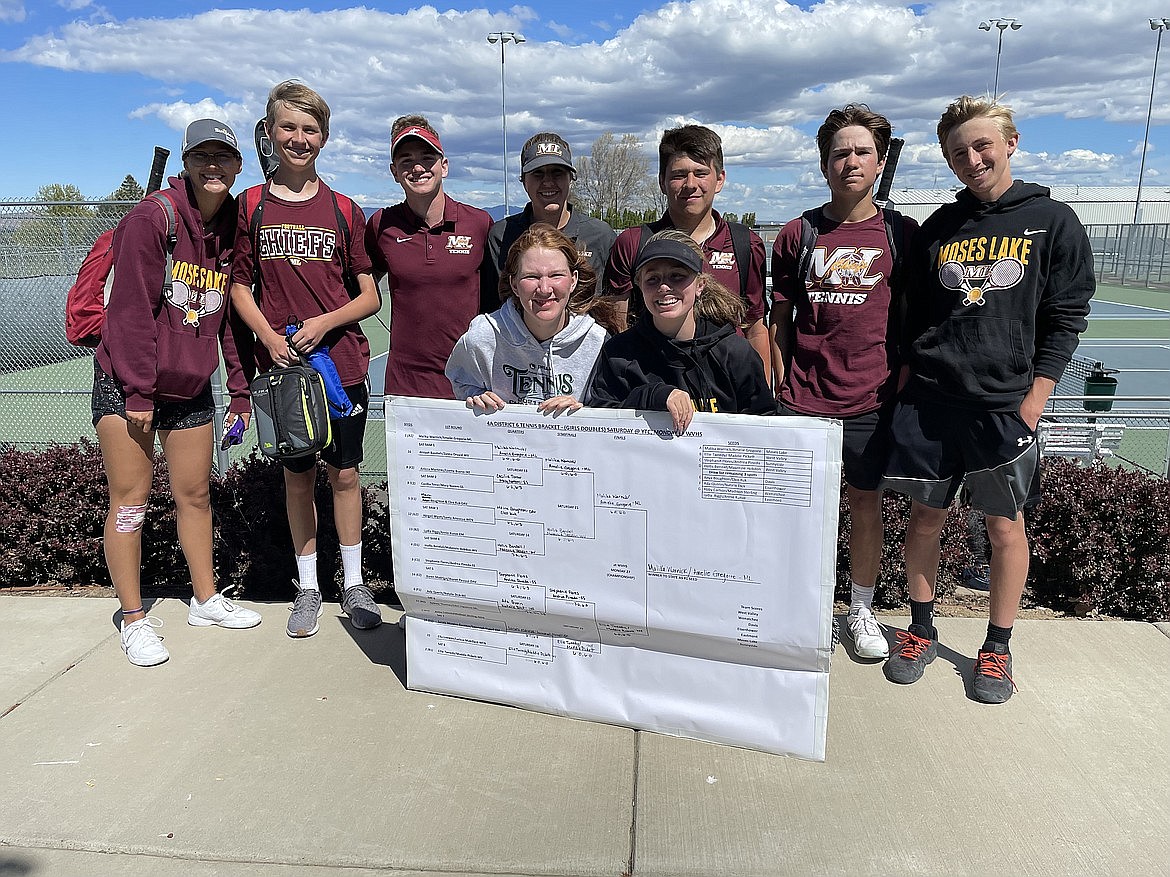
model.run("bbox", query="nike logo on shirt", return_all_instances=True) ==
[1023,228,1047,236]
[396,236,412,243]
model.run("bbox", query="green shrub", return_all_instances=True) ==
[2,444,1167,622]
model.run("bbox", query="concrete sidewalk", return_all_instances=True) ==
[1,595,1167,876]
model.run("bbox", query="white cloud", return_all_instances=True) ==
[2,0,1164,217]
[0,0,25,23]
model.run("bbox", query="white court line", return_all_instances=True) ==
[1095,299,1170,314]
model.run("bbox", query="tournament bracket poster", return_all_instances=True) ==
[388,399,841,760]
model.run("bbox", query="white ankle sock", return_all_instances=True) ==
[340,542,363,590]
[296,552,319,591]
[850,582,875,612]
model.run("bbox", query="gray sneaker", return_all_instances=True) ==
[341,584,382,630]
[287,584,323,638]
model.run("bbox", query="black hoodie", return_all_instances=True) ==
[902,181,1095,411]
[586,314,775,416]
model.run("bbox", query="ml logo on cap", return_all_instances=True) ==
[536,142,563,156]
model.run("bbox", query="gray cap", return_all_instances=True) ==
[181,118,241,157]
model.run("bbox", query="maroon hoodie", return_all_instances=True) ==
[96,175,248,415]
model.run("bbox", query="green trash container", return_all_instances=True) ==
[1084,361,1118,413]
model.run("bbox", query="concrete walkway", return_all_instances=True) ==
[1,595,1167,876]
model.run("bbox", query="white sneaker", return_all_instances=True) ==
[121,616,169,667]
[846,606,889,658]
[188,592,262,629]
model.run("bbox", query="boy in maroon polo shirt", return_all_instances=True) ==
[365,115,494,399]
[230,80,384,637]
[770,105,918,661]
[604,124,770,380]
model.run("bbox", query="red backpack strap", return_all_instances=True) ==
[243,183,268,302]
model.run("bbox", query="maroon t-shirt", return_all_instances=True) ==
[232,183,372,386]
[365,197,493,398]
[772,209,918,417]
[604,210,767,324]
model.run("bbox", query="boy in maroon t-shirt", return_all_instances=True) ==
[770,105,917,661]
[604,125,770,378]
[365,115,494,399]
[230,80,384,637]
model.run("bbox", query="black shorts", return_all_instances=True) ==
[778,403,891,491]
[883,398,1040,519]
[283,381,369,473]
[91,360,214,431]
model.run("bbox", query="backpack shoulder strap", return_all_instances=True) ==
[881,207,904,280]
[797,208,822,286]
[881,207,908,356]
[145,191,178,296]
[244,183,269,302]
[726,220,751,299]
[329,188,356,261]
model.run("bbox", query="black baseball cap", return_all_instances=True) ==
[633,238,705,276]
[520,134,574,175]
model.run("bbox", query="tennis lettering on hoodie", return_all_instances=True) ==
[502,363,574,400]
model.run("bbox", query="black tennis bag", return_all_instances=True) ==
[250,365,332,459]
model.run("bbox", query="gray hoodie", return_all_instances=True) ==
[445,298,609,403]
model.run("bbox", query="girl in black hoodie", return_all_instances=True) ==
[587,230,774,433]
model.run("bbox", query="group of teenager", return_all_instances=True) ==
[94,79,1095,707]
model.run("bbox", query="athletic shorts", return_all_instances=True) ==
[283,380,369,473]
[777,403,891,491]
[91,360,214,431]
[883,398,1040,519]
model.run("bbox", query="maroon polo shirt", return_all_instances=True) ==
[365,196,493,398]
[604,210,767,324]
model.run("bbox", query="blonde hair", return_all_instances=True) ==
[936,95,1017,155]
[635,230,745,328]
[266,80,330,139]
[500,224,623,336]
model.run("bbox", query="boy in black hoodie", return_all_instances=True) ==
[883,96,1094,703]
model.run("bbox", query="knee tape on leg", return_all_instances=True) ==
[115,504,147,533]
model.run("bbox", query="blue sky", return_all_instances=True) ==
[1,0,1167,221]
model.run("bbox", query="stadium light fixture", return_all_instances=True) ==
[1135,19,1170,224]
[978,18,1023,97]
[487,31,526,217]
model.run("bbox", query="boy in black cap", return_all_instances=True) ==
[486,132,615,296]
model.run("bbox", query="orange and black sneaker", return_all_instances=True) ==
[973,641,1016,703]
[884,623,937,684]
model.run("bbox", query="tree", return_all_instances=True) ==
[98,175,145,219]
[741,212,757,228]
[36,183,90,217]
[573,132,660,223]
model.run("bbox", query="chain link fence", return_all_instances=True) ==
[2,199,1165,480]
[1086,223,1170,288]
[0,198,392,478]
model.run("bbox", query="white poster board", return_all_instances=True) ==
[387,399,841,760]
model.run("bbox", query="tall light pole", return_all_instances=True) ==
[487,31,525,217]
[1135,19,1170,224]
[978,18,1022,96]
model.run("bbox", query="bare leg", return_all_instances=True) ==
[984,511,1030,628]
[284,466,319,557]
[158,424,216,602]
[845,485,883,588]
[904,500,950,603]
[96,414,155,622]
[327,464,363,546]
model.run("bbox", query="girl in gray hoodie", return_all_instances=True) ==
[445,224,622,413]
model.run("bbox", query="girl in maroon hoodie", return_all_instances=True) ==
[93,119,260,667]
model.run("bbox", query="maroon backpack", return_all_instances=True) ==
[64,192,177,347]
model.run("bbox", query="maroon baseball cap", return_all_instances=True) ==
[391,125,444,158]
